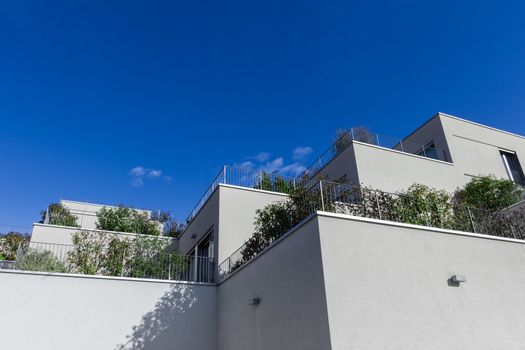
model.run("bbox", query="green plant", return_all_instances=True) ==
[42,204,78,227]
[68,230,111,274]
[96,207,161,236]
[67,230,184,279]
[0,232,30,260]
[254,172,295,194]
[454,175,523,211]
[396,184,453,227]
[17,250,69,273]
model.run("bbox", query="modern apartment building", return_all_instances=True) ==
[2,112,525,350]
[179,112,525,274]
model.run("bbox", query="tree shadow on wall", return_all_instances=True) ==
[115,284,198,350]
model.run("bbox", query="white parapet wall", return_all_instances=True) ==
[30,223,174,246]
[218,212,525,350]
[0,271,217,350]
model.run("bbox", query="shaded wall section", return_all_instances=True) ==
[217,217,331,350]
[0,271,217,350]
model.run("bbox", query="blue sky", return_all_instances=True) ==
[1,0,525,232]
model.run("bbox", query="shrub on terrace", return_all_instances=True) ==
[67,230,185,279]
[40,203,78,227]
[96,206,162,236]
[0,232,30,260]
[17,250,69,273]
[453,175,523,211]
[229,176,524,274]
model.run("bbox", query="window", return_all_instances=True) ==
[416,142,439,160]
[500,151,525,186]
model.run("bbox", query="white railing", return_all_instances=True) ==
[302,128,450,178]
[186,165,296,223]
[14,241,215,283]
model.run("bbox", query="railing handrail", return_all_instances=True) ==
[185,165,296,223]
[299,127,450,180]
[15,240,215,283]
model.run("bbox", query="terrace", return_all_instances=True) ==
[218,180,524,281]
[186,127,451,224]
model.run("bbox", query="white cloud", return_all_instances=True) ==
[131,177,144,187]
[279,162,307,176]
[260,157,284,174]
[148,169,162,178]
[292,146,313,160]
[252,152,271,162]
[233,161,255,171]
[129,166,146,177]
[129,166,169,187]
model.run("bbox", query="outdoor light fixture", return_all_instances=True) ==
[449,274,467,286]
[451,275,467,283]
[249,297,260,306]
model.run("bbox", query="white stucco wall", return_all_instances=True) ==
[31,223,173,246]
[439,113,525,186]
[217,185,289,262]
[0,271,217,350]
[317,212,525,350]
[352,141,459,193]
[179,185,289,264]
[217,217,331,350]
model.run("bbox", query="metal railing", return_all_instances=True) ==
[302,128,449,178]
[186,166,296,222]
[218,180,523,281]
[14,241,214,283]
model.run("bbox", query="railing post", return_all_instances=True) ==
[351,128,355,141]
[223,165,227,184]
[259,171,263,189]
[467,207,476,233]
[319,181,325,211]
[374,190,382,220]
[507,213,517,239]
[168,254,172,280]
[399,141,404,152]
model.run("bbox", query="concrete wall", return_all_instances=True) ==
[401,114,452,162]
[0,271,217,350]
[178,188,220,257]
[352,141,459,193]
[217,185,289,262]
[31,223,173,246]
[317,212,525,350]
[179,185,289,264]
[217,217,332,350]
[314,144,360,185]
[440,113,525,186]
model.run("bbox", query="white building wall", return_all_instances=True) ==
[217,217,331,350]
[178,185,288,264]
[0,271,217,350]
[217,185,289,262]
[317,213,525,350]
[351,141,459,193]
[439,113,525,186]
[30,223,173,246]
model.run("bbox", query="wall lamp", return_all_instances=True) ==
[249,297,261,306]
[448,274,467,287]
